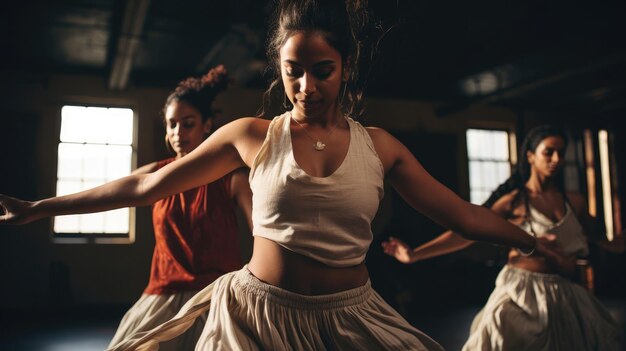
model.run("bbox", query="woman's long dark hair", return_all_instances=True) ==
[483,125,569,210]
[260,0,378,119]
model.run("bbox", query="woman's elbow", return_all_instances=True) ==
[134,174,161,206]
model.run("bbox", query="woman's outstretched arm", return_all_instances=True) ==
[369,127,547,255]
[381,191,520,263]
[0,118,264,225]
[382,231,474,264]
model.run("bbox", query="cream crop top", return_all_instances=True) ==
[249,113,384,267]
[519,203,589,257]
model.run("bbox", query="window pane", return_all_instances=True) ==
[467,129,481,159]
[484,131,493,156]
[106,145,132,180]
[56,179,82,196]
[483,161,497,191]
[80,212,105,233]
[496,162,511,186]
[491,131,509,160]
[57,144,83,179]
[55,105,134,236]
[104,108,134,145]
[54,214,81,233]
[471,190,490,205]
[60,106,133,145]
[104,208,130,233]
[467,129,512,204]
[469,161,483,189]
[467,129,509,161]
[81,145,108,181]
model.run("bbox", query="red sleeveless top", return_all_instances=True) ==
[144,158,242,294]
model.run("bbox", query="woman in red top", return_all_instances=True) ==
[107,65,253,350]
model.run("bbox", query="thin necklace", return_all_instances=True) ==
[290,112,341,151]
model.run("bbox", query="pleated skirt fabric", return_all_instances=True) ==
[463,265,621,351]
[109,266,443,351]
[108,291,207,351]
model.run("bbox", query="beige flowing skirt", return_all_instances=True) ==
[108,291,207,351]
[463,265,621,351]
[109,266,443,351]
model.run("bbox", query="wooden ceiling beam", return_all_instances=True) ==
[108,0,151,90]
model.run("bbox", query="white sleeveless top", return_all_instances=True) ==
[519,203,589,257]
[249,113,384,267]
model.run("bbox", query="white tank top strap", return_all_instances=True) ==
[249,113,289,181]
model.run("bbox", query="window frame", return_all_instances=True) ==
[52,103,138,244]
[465,124,516,205]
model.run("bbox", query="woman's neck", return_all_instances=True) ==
[525,172,557,194]
[290,107,343,128]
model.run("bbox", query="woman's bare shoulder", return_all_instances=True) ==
[220,117,274,166]
[216,117,272,144]
[365,125,406,149]
[491,189,521,217]
[226,116,271,132]
[363,126,407,172]
[363,125,387,137]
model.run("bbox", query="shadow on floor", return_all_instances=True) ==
[0,306,125,351]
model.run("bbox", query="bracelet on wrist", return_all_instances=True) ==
[516,238,537,257]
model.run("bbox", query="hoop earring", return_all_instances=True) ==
[283,93,292,109]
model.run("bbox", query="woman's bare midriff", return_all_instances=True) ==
[247,236,370,295]
[508,255,554,274]
[507,249,574,275]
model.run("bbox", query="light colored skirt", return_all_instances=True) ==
[463,265,621,351]
[108,291,207,351]
[109,266,443,351]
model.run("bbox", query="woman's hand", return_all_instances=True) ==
[532,234,560,257]
[533,234,576,277]
[382,237,414,264]
[0,194,36,225]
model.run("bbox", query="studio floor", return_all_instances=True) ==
[1,299,624,350]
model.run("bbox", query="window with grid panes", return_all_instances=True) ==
[466,129,512,205]
[54,105,135,240]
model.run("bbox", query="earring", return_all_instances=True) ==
[283,93,292,109]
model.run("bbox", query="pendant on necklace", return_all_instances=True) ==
[314,140,326,151]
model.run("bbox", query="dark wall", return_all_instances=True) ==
[368,130,503,322]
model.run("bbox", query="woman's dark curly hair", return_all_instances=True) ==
[260,0,377,119]
[163,65,229,123]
